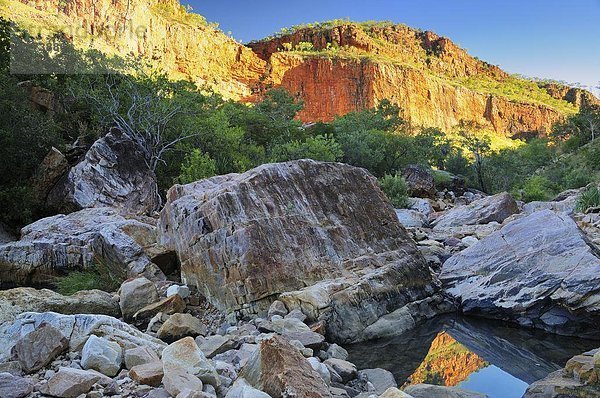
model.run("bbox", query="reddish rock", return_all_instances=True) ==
[239,335,332,398]
[128,361,164,387]
[133,294,186,323]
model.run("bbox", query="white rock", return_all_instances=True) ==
[167,285,191,299]
[162,337,220,387]
[307,357,331,385]
[225,377,271,398]
[80,335,123,377]
[0,312,165,364]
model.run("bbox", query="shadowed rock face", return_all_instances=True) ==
[159,160,440,342]
[0,207,164,286]
[440,210,600,338]
[47,130,161,216]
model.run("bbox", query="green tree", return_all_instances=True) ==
[457,123,492,192]
[270,134,343,162]
[177,149,217,184]
[378,174,409,208]
[553,104,600,148]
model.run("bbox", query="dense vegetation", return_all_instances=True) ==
[1,17,599,231]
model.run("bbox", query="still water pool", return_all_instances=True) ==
[346,315,597,398]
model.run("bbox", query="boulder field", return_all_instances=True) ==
[0,156,600,397]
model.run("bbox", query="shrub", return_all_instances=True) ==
[270,134,343,162]
[54,257,126,295]
[575,186,600,213]
[517,175,557,202]
[432,170,453,190]
[378,174,409,208]
[564,167,592,189]
[584,144,600,168]
[178,149,217,184]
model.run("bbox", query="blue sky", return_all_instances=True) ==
[188,0,600,94]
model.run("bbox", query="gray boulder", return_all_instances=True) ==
[0,287,119,326]
[0,207,165,286]
[407,198,433,216]
[523,197,578,215]
[323,358,357,384]
[162,366,204,397]
[11,323,68,373]
[358,368,397,395]
[402,165,436,198]
[0,312,165,363]
[157,313,207,342]
[326,344,349,361]
[226,378,272,398]
[119,277,159,321]
[440,210,600,338]
[47,129,160,215]
[395,209,428,228]
[162,337,220,387]
[432,192,518,229]
[0,372,34,398]
[81,335,123,377]
[39,367,101,398]
[124,346,161,369]
[197,335,235,359]
[159,160,439,343]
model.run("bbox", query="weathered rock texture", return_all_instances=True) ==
[6,0,265,100]
[47,130,160,215]
[159,160,439,343]
[0,287,120,325]
[239,335,332,398]
[432,192,518,229]
[0,207,165,285]
[440,210,600,338]
[248,24,598,132]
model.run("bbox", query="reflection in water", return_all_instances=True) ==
[407,331,488,387]
[346,315,598,398]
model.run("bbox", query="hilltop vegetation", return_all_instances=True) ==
[1,17,599,229]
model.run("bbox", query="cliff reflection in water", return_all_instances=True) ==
[346,315,598,388]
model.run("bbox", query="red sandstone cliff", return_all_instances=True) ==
[249,23,597,135]
[4,2,596,135]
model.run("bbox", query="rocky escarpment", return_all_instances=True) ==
[6,1,596,135]
[249,23,596,134]
[5,0,265,99]
[158,160,444,343]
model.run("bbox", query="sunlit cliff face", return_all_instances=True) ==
[6,1,598,135]
[404,331,489,387]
